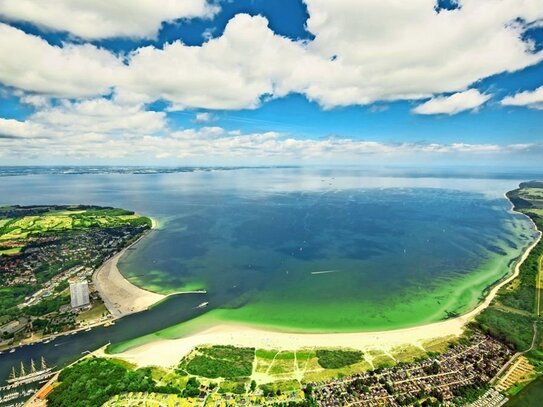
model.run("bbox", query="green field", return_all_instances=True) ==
[475,182,543,369]
[0,246,22,255]
[180,345,255,379]
[0,205,152,323]
[315,349,364,369]
[0,206,151,245]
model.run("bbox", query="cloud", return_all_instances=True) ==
[0,23,124,98]
[0,0,218,39]
[0,117,44,138]
[0,100,538,162]
[1,1,542,109]
[301,0,543,107]
[194,112,217,123]
[0,99,166,143]
[501,86,543,110]
[118,14,304,109]
[18,94,50,108]
[119,2,543,109]
[30,98,167,134]
[412,89,491,115]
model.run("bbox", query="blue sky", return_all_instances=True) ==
[0,0,542,167]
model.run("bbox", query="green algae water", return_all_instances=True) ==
[113,170,536,333]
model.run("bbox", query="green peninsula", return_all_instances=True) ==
[0,205,151,347]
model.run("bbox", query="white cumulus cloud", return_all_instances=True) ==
[194,112,217,123]
[0,23,124,98]
[0,0,218,39]
[412,89,491,115]
[0,1,542,109]
[501,86,543,110]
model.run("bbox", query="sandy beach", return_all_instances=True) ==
[93,217,166,318]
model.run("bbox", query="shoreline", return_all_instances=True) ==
[114,193,542,367]
[93,216,207,318]
[1,216,164,351]
[93,217,166,318]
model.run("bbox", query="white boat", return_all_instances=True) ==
[196,302,209,309]
[9,348,15,353]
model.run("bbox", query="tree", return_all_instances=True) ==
[183,377,200,397]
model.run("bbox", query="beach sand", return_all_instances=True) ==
[93,218,165,318]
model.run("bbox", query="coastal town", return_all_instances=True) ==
[311,332,512,406]
[16,330,517,407]
[0,205,152,349]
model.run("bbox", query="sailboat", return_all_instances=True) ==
[7,357,54,385]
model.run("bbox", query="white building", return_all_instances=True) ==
[69,280,90,309]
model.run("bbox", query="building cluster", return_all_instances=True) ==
[466,388,508,407]
[0,224,147,346]
[1,226,142,287]
[312,332,512,407]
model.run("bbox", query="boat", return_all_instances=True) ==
[9,348,15,353]
[196,302,209,309]
[7,357,54,386]
[85,327,91,332]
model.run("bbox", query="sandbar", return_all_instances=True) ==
[93,217,165,318]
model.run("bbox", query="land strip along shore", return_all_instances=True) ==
[94,217,164,318]
[94,217,206,318]
[113,197,542,368]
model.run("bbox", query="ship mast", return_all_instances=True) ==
[41,356,47,370]
[30,359,36,373]
[9,367,16,380]
[19,361,26,377]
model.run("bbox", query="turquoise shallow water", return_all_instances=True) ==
[0,168,537,332]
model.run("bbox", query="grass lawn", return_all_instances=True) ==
[76,302,108,323]
[182,346,255,379]
[0,246,23,255]
[316,349,364,369]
